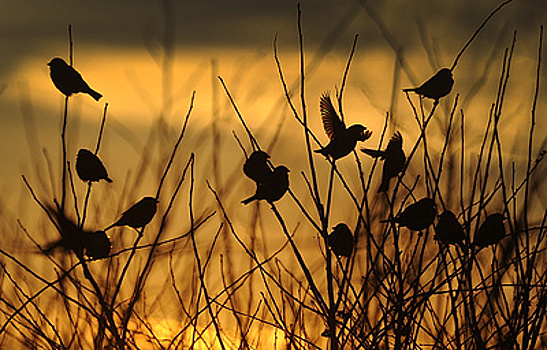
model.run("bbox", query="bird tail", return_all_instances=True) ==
[88,89,103,101]
[361,148,384,158]
[241,196,255,205]
[402,88,416,92]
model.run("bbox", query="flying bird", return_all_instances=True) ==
[435,210,466,246]
[43,205,110,259]
[361,131,405,192]
[403,68,453,101]
[105,197,158,231]
[328,223,354,257]
[47,57,102,101]
[242,165,290,205]
[473,213,506,248]
[314,93,372,160]
[385,197,436,231]
[76,149,112,183]
[243,150,273,183]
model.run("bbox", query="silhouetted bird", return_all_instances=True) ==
[435,210,466,246]
[243,150,273,183]
[85,231,111,259]
[47,57,102,101]
[76,149,112,183]
[105,197,158,231]
[384,197,436,231]
[44,205,110,259]
[242,166,290,205]
[328,223,354,257]
[473,213,506,248]
[361,132,405,192]
[403,68,453,101]
[314,93,372,160]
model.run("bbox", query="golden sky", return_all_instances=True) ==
[0,0,545,209]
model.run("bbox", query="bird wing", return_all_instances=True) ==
[319,93,345,140]
[385,132,403,153]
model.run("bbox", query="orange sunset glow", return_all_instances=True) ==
[0,1,546,349]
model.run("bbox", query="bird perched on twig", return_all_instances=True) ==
[403,68,453,101]
[361,131,405,192]
[105,197,158,231]
[435,210,466,246]
[84,230,111,259]
[242,165,290,205]
[76,149,112,183]
[47,57,102,101]
[43,205,111,259]
[314,93,372,160]
[384,197,436,231]
[473,213,506,248]
[243,150,273,183]
[328,223,354,257]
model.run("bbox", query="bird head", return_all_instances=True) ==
[349,125,373,141]
[249,150,270,161]
[275,165,290,174]
[77,148,93,159]
[438,68,453,78]
[47,57,68,68]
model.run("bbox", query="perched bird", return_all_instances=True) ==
[361,132,406,192]
[314,93,372,160]
[85,231,111,259]
[385,197,436,231]
[47,57,102,101]
[76,149,112,183]
[328,223,354,257]
[435,210,466,246]
[105,197,158,231]
[473,213,506,248]
[403,68,454,101]
[43,205,110,259]
[243,150,273,183]
[242,166,290,205]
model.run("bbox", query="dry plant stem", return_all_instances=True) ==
[120,154,194,345]
[60,95,69,212]
[188,159,227,350]
[521,26,543,348]
[207,182,323,318]
[156,91,195,199]
[80,103,109,229]
[1,265,65,347]
[451,0,514,71]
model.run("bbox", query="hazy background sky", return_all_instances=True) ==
[0,0,545,209]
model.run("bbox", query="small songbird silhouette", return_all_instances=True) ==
[361,131,405,192]
[76,149,112,183]
[242,165,290,205]
[84,231,111,259]
[473,213,506,248]
[105,197,158,231]
[47,57,102,101]
[328,223,354,257]
[43,205,111,259]
[403,68,453,101]
[435,210,466,246]
[243,150,273,183]
[384,197,436,231]
[314,93,372,160]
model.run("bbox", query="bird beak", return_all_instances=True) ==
[363,129,373,140]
